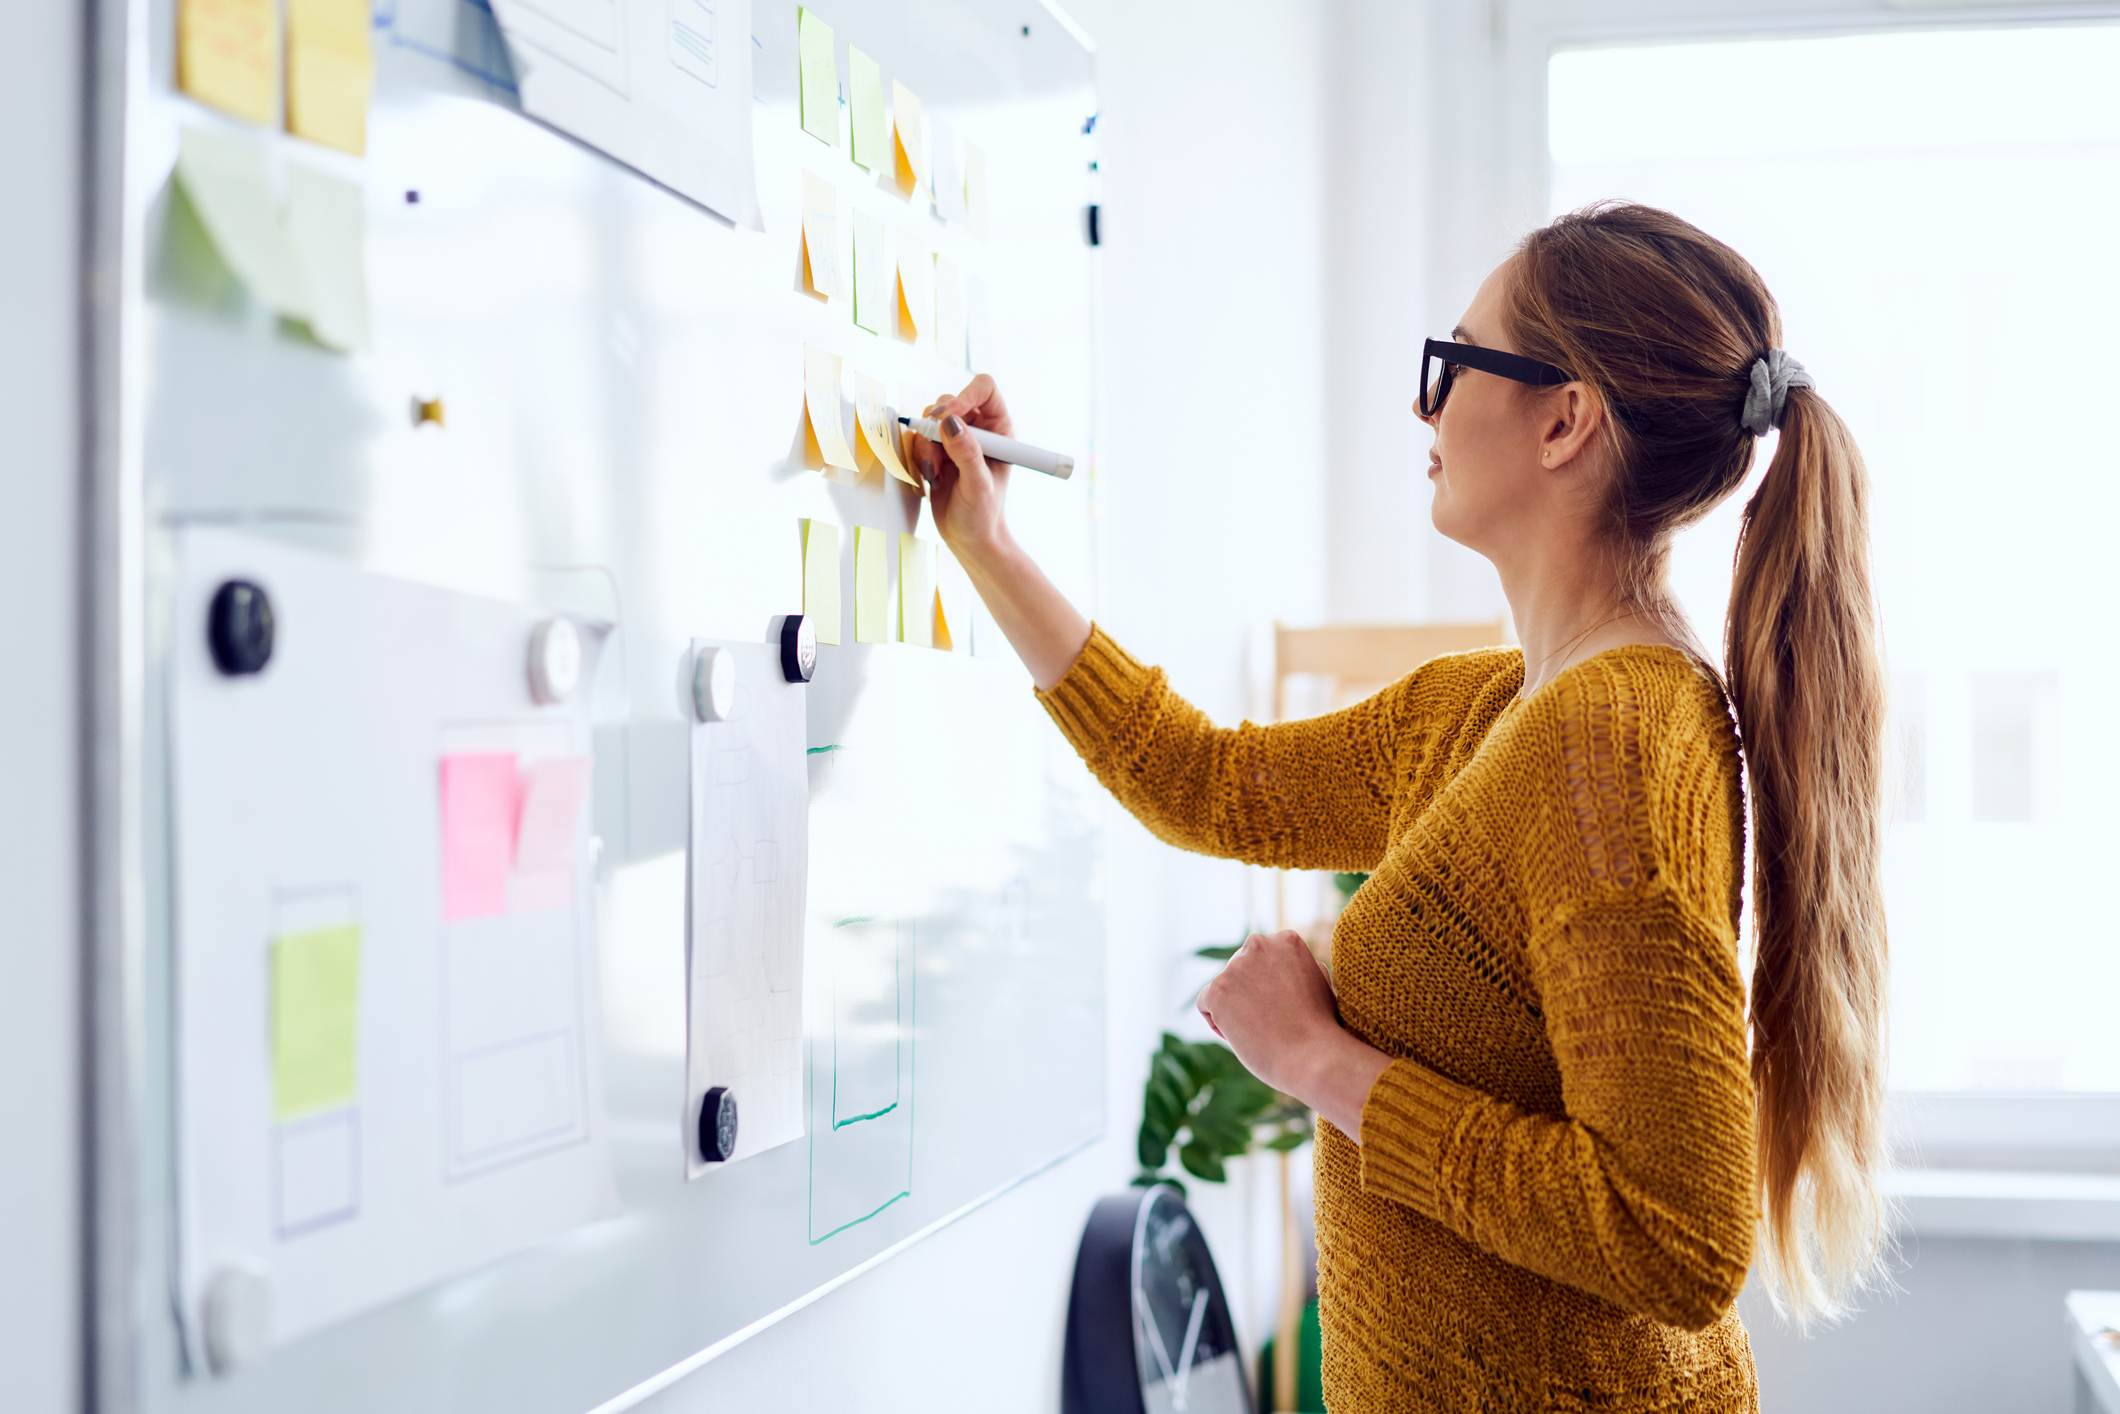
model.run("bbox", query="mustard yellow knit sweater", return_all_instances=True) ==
[1036,625,1760,1413]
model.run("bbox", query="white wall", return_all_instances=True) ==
[637,3,1335,1410]
[0,2,84,1412]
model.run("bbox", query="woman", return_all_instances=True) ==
[908,200,1890,1412]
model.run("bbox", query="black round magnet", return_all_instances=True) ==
[698,1086,739,1163]
[207,579,275,677]
[780,614,817,683]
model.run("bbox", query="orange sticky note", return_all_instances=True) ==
[179,0,279,126]
[802,346,858,472]
[895,226,929,343]
[802,519,843,645]
[932,588,953,652]
[800,171,840,302]
[286,0,373,155]
[853,526,888,644]
[890,81,925,200]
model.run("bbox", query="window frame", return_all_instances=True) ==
[1483,0,2120,1169]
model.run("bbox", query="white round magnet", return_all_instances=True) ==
[203,1263,271,1376]
[529,617,582,705]
[692,645,738,722]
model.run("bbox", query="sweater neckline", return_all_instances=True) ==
[1495,641,1708,716]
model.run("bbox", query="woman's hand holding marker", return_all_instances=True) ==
[907,373,1013,558]
[906,374,1090,691]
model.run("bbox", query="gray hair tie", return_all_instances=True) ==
[1741,349,1813,437]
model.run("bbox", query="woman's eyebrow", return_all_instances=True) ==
[1451,325,1480,346]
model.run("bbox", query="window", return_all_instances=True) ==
[1547,23,2120,1104]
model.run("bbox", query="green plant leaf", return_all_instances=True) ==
[1333,871,1369,899]
[1177,1142,1228,1184]
[1189,1110,1249,1155]
[1193,942,1240,962]
[1263,1130,1310,1152]
[1137,1117,1170,1170]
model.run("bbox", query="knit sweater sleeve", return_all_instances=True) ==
[1353,675,1757,1331]
[1032,622,1420,872]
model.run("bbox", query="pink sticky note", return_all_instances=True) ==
[512,754,591,912]
[439,752,519,921]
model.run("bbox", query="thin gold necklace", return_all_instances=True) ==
[1507,609,1637,709]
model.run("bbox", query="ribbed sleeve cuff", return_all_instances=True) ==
[1032,622,1159,760]
[1356,1057,1482,1221]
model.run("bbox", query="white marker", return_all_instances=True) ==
[898,416,1075,480]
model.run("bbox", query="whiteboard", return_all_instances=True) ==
[123,0,1103,1407]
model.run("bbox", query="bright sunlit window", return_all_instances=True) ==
[1549,24,2120,1096]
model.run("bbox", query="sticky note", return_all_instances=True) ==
[890,81,925,200]
[849,46,887,173]
[930,116,964,226]
[285,163,369,351]
[898,535,934,647]
[797,7,838,147]
[965,141,990,239]
[850,208,887,334]
[515,753,590,886]
[851,374,920,490]
[179,0,278,126]
[175,125,310,318]
[936,547,972,654]
[802,345,858,472]
[286,0,373,155]
[802,519,843,645]
[272,923,362,1120]
[933,253,967,371]
[440,752,519,921]
[896,227,929,343]
[800,171,840,301]
[854,526,888,644]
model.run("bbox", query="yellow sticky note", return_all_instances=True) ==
[175,125,310,318]
[286,0,373,155]
[850,208,886,334]
[849,47,887,174]
[854,526,889,644]
[890,81,925,200]
[272,923,362,1121]
[851,376,921,490]
[802,519,843,645]
[800,171,840,301]
[179,0,279,127]
[936,545,972,654]
[898,535,933,647]
[896,227,929,343]
[933,252,966,371]
[802,345,858,472]
[797,7,838,147]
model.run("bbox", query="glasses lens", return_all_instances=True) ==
[1421,346,1452,416]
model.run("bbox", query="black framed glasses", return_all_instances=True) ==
[1418,338,1575,417]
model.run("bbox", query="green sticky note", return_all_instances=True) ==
[797,7,838,147]
[803,518,843,645]
[849,46,886,172]
[854,526,888,643]
[272,923,362,1121]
